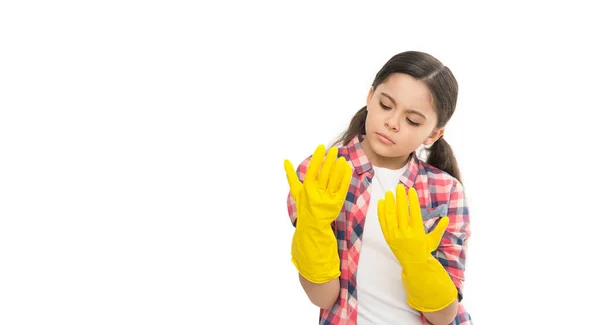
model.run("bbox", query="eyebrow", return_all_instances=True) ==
[380,92,427,119]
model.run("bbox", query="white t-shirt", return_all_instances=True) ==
[356,165,422,325]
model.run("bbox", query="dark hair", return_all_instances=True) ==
[332,51,461,182]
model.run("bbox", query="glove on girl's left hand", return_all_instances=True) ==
[378,185,457,312]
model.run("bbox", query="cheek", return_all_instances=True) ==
[366,115,381,133]
[396,129,428,146]
[364,112,374,130]
[363,121,371,134]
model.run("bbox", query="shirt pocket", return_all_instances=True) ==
[420,204,448,234]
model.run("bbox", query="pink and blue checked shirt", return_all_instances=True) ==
[287,134,472,325]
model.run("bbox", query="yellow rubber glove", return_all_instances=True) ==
[377,185,457,312]
[284,144,352,284]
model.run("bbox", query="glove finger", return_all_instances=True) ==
[329,157,347,194]
[284,159,302,198]
[427,216,449,252]
[334,160,352,200]
[384,190,399,237]
[305,144,326,186]
[408,187,424,232]
[317,146,338,189]
[395,184,409,233]
[378,198,389,239]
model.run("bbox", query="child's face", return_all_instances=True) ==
[363,73,444,167]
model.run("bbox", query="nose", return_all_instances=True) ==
[385,119,399,132]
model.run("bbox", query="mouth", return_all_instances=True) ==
[375,132,395,144]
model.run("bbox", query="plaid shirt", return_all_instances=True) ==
[287,135,472,325]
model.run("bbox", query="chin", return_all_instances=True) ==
[368,137,394,156]
[370,137,410,158]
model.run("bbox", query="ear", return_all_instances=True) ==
[423,127,445,146]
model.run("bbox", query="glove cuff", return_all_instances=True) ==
[291,227,341,284]
[401,257,457,312]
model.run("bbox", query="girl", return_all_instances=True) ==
[284,51,472,325]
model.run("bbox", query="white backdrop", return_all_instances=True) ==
[1,1,599,324]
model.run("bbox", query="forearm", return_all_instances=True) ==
[299,273,340,310]
[422,298,458,325]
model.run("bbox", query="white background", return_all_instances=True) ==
[1,1,599,324]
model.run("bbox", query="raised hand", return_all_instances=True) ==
[284,144,352,225]
[284,144,352,283]
[377,185,449,266]
[377,185,457,312]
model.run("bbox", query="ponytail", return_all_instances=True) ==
[425,136,462,183]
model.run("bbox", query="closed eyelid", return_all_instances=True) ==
[379,101,392,109]
[407,110,427,119]
[380,93,427,119]
[380,93,396,107]
[406,118,420,126]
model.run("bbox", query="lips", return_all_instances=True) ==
[376,132,395,144]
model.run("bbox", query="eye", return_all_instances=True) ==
[406,118,420,126]
[379,102,391,110]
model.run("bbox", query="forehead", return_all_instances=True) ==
[377,73,434,112]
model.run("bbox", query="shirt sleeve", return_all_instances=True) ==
[436,180,471,302]
[286,155,312,228]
